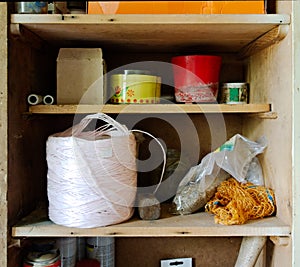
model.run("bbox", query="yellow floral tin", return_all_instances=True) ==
[110,74,161,104]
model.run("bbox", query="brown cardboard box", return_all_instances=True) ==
[56,48,106,104]
[88,1,265,14]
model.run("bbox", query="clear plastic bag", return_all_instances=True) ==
[171,134,267,215]
[245,157,264,186]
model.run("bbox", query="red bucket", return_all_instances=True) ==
[172,55,222,103]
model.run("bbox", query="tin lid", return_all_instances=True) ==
[123,70,152,75]
[26,251,59,263]
[222,82,248,87]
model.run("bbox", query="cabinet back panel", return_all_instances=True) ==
[116,237,242,267]
[7,37,69,226]
[115,113,242,201]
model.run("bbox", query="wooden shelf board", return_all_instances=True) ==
[11,14,290,52]
[28,103,271,114]
[12,206,290,238]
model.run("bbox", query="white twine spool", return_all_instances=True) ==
[130,129,166,194]
[47,113,166,228]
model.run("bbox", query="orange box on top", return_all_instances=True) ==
[88,1,266,15]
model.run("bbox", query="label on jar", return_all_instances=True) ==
[23,261,60,267]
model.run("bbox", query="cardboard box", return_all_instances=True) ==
[56,48,106,104]
[88,1,265,15]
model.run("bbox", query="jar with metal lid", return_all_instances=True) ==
[15,2,48,14]
[23,250,61,267]
[219,82,249,104]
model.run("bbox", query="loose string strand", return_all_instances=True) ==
[130,129,166,194]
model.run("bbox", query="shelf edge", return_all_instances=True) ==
[28,104,271,114]
[11,14,291,25]
[12,217,291,238]
[11,208,290,238]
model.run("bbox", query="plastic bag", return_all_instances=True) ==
[171,134,267,215]
[245,157,264,186]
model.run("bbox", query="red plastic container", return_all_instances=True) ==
[171,55,222,103]
[75,259,100,267]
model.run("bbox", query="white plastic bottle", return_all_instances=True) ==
[76,237,86,261]
[56,237,77,267]
[86,237,115,267]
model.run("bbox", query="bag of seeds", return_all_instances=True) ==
[171,134,267,215]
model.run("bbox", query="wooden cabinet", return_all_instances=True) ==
[1,1,299,266]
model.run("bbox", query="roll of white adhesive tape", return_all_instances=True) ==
[43,95,54,105]
[27,94,43,105]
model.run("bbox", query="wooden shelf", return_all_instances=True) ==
[12,206,290,238]
[10,14,290,55]
[28,103,271,114]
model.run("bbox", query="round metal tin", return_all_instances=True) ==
[220,82,249,104]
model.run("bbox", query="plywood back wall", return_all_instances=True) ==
[105,52,246,89]
[116,237,242,267]
[119,113,242,201]
[7,35,67,226]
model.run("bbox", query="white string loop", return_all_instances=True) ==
[130,129,166,194]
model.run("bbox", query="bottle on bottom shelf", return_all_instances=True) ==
[56,237,77,267]
[86,237,115,267]
[76,237,86,261]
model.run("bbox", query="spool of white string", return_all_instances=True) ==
[47,113,166,228]
[47,114,137,228]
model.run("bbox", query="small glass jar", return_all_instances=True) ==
[15,2,48,14]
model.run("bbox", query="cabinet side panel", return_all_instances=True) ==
[243,1,292,266]
[245,19,292,226]
[0,2,8,266]
[292,0,300,265]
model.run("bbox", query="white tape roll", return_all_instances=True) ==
[43,95,54,105]
[27,94,43,105]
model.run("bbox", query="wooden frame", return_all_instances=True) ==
[0,3,7,267]
[2,3,299,266]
